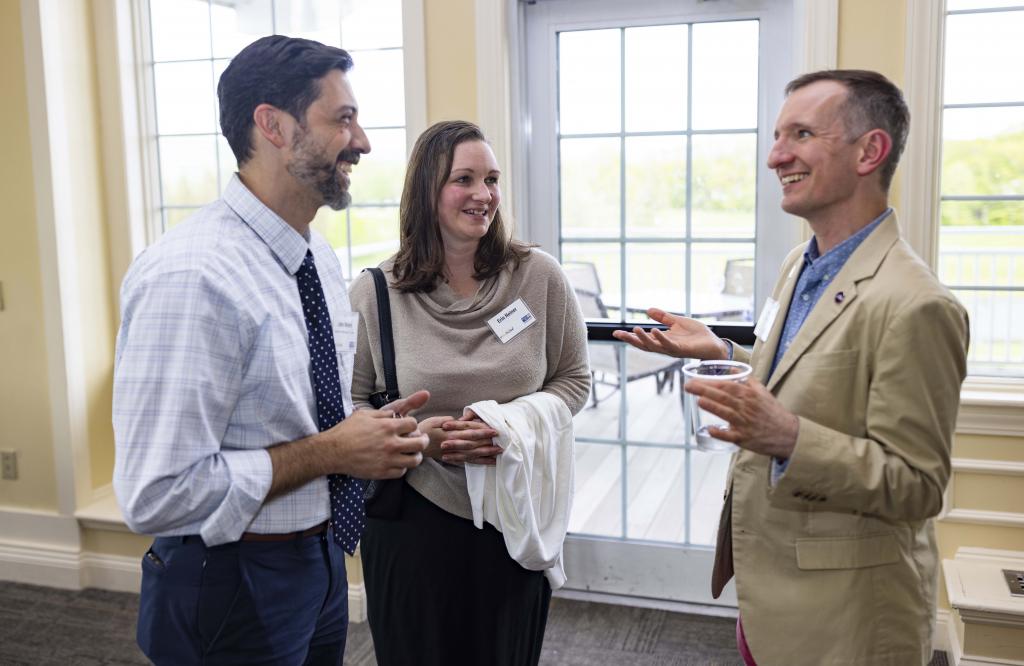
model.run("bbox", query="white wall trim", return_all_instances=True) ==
[475,0,516,224]
[79,552,143,593]
[402,0,428,155]
[0,541,84,590]
[0,537,140,594]
[19,0,92,516]
[942,508,1024,529]
[952,458,1024,477]
[793,0,838,73]
[899,0,946,265]
[947,616,1024,666]
[957,377,1024,436]
[93,0,150,289]
[957,400,1024,437]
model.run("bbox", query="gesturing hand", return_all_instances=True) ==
[612,308,730,360]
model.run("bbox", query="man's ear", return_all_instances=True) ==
[252,103,289,150]
[856,128,892,177]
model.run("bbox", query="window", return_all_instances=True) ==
[142,0,411,278]
[940,1,1024,377]
[557,22,759,328]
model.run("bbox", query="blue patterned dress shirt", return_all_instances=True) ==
[770,208,892,478]
[113,175,356,546]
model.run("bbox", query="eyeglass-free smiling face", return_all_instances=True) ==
[436,140,501,247]
[285,69,371,211]
[767,80,865,226]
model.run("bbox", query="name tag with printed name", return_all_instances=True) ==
[486,298,537,344]
[333,312,359,352]
[753,297,780,342]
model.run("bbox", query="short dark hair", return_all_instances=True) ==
[785,69,910,190]
[217,35,353,166]
[391,120,532,293]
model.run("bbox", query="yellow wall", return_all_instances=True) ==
[0,0,59,511]
[837,0,907,84]
[424,0,478,123]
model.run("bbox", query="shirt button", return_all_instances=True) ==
[802,294,809,301]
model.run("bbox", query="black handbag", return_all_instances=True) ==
[362,266,405,520]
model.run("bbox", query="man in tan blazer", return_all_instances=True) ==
[615,70,969,665]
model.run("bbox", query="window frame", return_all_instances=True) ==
[902,0,1024,432]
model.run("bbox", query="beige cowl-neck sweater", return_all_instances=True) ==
[348,249,590,520]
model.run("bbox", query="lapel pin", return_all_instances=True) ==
[835,292,845,304]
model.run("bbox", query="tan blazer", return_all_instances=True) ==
[712,215,969,666]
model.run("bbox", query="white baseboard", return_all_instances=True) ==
[0,540,83,589]
[0,538,141,592]
[945,609,1024,666]
[80,551,142,593]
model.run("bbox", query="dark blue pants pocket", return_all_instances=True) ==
[137,537,206,665]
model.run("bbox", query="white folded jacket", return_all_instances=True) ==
[464,393,575,589]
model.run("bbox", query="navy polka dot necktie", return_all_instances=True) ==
[296,250,365,555]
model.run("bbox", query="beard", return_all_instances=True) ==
[286,126,361,211]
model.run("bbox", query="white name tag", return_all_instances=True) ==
[753,297,780,342]
[333,312,359,352]
[486,298,537,344]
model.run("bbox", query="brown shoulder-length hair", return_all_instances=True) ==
[391,120,532,293]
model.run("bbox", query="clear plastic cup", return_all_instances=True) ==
[682,359,753,453]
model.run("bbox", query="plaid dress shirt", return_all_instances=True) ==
[113,175,355,546]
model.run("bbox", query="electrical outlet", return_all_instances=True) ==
[1,450,17,480]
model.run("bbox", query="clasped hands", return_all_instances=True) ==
[421,408,502,466]
[613,308,799,459]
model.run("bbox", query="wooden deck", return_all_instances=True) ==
[570,370,730,546]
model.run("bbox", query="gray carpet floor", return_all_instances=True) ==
[0,581,948,665]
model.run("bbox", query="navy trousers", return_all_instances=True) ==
[136,528,348,665]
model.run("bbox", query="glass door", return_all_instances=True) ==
[522,0,801,607]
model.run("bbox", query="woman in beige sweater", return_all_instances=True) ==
[349,120,589,666]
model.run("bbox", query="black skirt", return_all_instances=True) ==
[362,483,552,666]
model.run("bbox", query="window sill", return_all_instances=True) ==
[958,377,1024,437]
[74,486,132,533]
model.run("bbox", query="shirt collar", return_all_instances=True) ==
[222,174,311,275]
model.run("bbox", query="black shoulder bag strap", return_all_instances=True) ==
[365,267,400,409]
[362,267,405,518]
